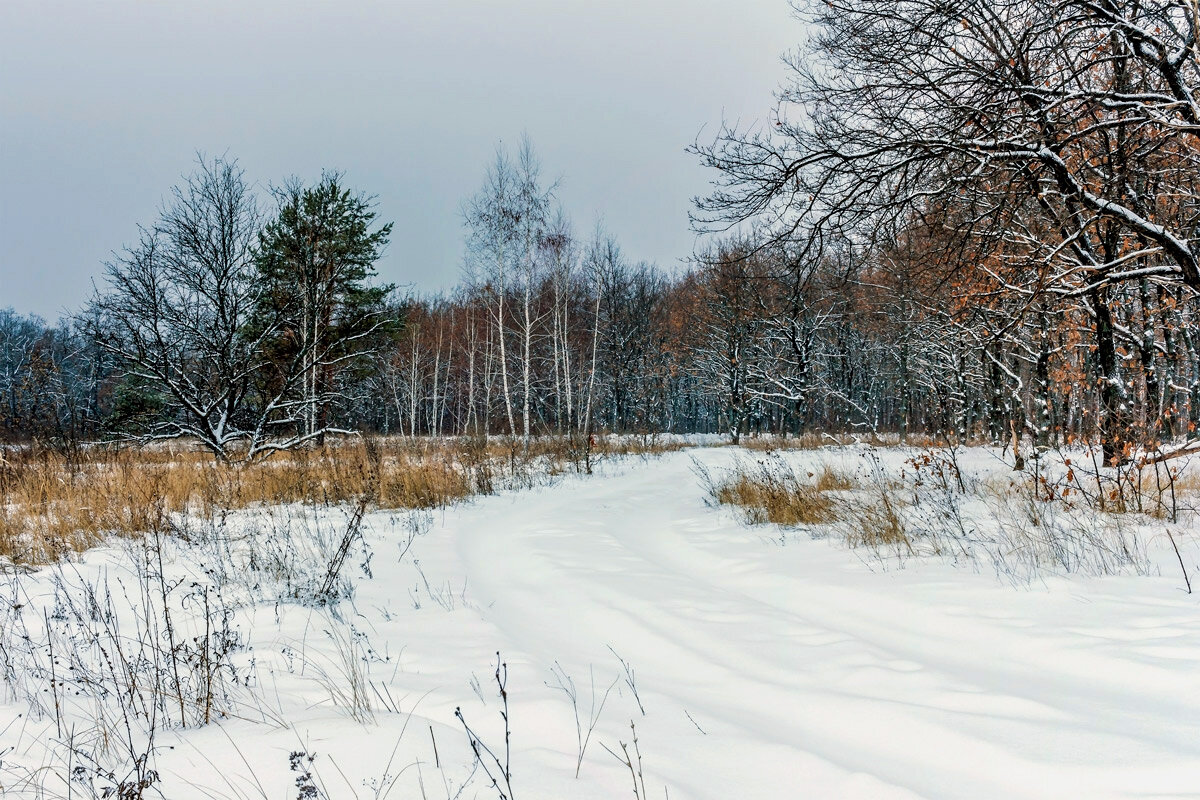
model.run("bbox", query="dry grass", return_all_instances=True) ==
[977,457,1200,522]
[835,488,911,551]
[737,433,831,451]
[814,464,857,492]
[707,456,843,527]
[706,453,915,552]
[716,476,834,526]
[1111,462,1200,519]
[1164,466,1200,496]
[0,434,686,565]
[597,434,690,458]
[710,446,1152,574]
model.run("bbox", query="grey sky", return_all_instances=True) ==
[1,0,798,320]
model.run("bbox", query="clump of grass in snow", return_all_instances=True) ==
[703,449,915,556]
[835,486,911,552]
[705,455,850,527]
[716,474,833,525]
[814,464,857,492]
[713,445,1151,576]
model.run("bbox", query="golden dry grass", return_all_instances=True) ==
[737,433,830,451]
[1164,466,1200,496]
[977,458,1200,521]
[709,457,845,527]
[814,464,857,492]
[716,475,835,526]
[708,455,915,552]
[0,434,685,565]
[835,490,911,551]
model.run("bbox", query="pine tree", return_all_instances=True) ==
[255,172,395,443]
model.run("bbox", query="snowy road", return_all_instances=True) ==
[436,447,1200,799]
[5,446,1200,799]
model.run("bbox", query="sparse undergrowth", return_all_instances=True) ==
[704,444,1182,578]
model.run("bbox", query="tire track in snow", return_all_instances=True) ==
[440,449,1200,799]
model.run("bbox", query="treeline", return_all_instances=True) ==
[7,148,1200,457]
[0,309,105,445]
[9,0,1200,462]
[0,146,1067,454]
[16,190,1197,457]
[3,143,1008,451]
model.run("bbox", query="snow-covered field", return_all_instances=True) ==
[3,445,1200,799]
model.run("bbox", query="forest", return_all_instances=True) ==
[6,2,1200,468]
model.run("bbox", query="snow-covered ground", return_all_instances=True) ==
[3,445,1200,799]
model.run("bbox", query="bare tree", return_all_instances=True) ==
[692,0,1200,460]
[84,156,327,460]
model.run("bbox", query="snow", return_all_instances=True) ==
[3,445,1200,799]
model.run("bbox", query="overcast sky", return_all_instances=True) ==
[1,0,798,320]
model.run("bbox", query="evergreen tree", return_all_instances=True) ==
[255,172,396,442]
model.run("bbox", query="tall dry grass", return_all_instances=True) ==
[0,434,685,565]
[704,456,855,526]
